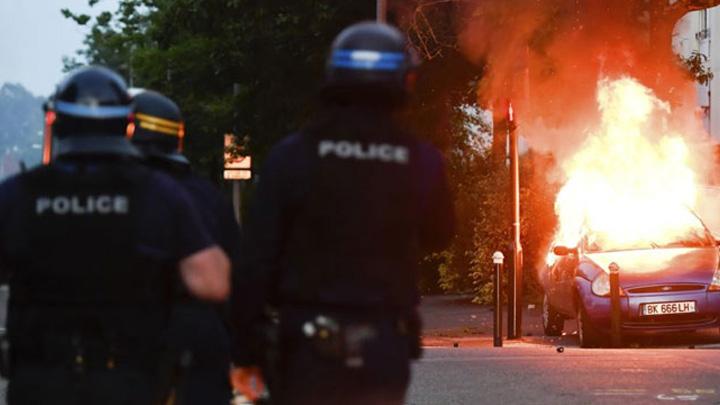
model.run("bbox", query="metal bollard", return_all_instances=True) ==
[493,251,505,347]
[609,262,622,348]
[233,393,254,405]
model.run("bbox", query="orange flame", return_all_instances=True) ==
[552,77,702,255]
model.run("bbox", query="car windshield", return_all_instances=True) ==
[583,216,715,253]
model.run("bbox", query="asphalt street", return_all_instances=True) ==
[409,295,720,404]
[0,293,717,404]
[407,344,720,404]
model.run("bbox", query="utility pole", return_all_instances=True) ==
[507,101,523,339]
[706,9,713,138]
[232,83,243,225]
[377,0,387,22]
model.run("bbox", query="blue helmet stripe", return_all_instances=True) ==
[54,101,131,119]
[331,50,405,71]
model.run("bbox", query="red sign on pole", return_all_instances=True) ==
[224,134,251,180]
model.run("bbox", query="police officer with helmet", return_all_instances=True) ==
[128,89,239,404]
[0,66,230,404]
[232,22,454,404]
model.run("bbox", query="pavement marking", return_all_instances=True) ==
[654,389,718,402]
[682,358,720,371]
[619,368,650,373]
[669,389,716,395]
[591,388,717,401]
[592,388,647,396]
[657,394,701,401]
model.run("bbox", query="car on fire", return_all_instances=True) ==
[540,212,720,347]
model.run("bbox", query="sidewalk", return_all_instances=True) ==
[419,294,720,349]
[419,295,548,348]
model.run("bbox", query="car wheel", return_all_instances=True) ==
[577,303,603,348]
[542,293,564,336]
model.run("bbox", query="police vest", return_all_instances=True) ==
[6,160,174,360]
[276,122,423,311]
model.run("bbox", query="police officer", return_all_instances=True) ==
[0,66,230,404]
[232,22,454,404]
[129,89,239,404]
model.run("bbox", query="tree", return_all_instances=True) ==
[67,1,497,297]
[64,0,374,179]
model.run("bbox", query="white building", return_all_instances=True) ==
[675,8,720,234]
[675,6,720,139]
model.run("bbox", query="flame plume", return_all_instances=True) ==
[554,77,701,253]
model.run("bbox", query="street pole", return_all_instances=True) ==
[232,180,242,226]
[377,0,387,22]
[493,251,505,348]
[609,262,622,348]
[232,83,243,225]
[507,101,524,339]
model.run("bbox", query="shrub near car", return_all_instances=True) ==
[540,215,720,347]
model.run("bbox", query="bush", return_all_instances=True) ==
[429,105,558,305]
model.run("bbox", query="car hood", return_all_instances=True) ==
[583,247,718,287]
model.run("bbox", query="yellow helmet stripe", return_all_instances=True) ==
[135,113,182,130]
[138,121,182,137]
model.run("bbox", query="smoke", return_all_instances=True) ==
[454,0,709,165]
[398,0,720,263]
[441,0,720,240]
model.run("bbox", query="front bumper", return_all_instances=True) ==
[577,280,720,334]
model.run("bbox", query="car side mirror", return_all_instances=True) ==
[553,246,578,256]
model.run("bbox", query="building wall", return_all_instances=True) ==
[675,6,720,139]
[676,8,720,231]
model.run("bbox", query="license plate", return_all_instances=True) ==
[642,301,696,316]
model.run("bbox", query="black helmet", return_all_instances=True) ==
[324,21,417,102]
[43,66,139,163]
[128,90,188,165]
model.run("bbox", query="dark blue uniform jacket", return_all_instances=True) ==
[233,106,454,365]
[146,158,240,367]
[0,156,214,362]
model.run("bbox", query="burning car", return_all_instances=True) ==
[535,76,720,347]
[541,210,720,347]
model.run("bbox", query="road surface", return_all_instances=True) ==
[0,293,717,403]
[408,295,720,404]
[407,343,720,404]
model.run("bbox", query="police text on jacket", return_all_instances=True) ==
[318,140,409,164]
[35,195,129,215]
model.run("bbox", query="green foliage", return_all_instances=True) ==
[473,280,495,305]
[462,146,557,305]
[417,95,556,304]
[432,250,458,291]
[64,0,374,180]
[61,8,91,25]
[64,0,559,301]
[681,51,715,86]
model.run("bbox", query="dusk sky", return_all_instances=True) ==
[0,0,119,97]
